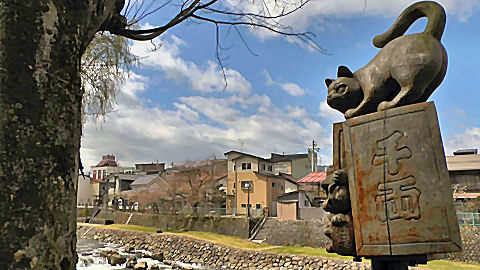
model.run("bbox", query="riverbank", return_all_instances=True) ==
[78,224,480,270]
[78,224,368,270]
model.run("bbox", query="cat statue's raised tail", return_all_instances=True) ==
[326,1,447,119]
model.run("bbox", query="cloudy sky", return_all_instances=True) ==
[80,0,480,170]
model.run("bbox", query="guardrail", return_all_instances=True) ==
[457,212,480,226]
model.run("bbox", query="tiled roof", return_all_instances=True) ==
[297,171,327,183]
[95,159,118,167]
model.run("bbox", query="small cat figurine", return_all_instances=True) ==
[326,1,447,119]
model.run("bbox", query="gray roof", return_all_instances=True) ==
[269,153,309,162]
[130,174,159,186]
[117,174,140,181]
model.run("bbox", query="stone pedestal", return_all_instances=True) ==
[342,102,461,257]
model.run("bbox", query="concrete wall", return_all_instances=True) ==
[259,218,331,248]
[291,157,311,180]
[285,180,297,193]
[298,208,327,220]
[79,210,250,238]
[77,175,95,205]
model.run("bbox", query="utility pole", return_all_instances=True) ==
[246,182,251,218]
[309,140,320,172]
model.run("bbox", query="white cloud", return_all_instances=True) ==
[287,105,309,119]
[173,103,199,122]
[319,101,344,123]
[81,75,333,169]
[445,127,480,155]
[121,73,148,97]
[179,96,238,123]
[130,35,251,95]
[263,70,305,96]
[229,94,272,110]
[227,0,479,41]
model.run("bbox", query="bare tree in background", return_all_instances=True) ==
[0,0,321,268]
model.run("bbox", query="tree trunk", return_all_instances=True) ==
[0,1,117,269]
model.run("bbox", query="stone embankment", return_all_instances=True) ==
[78,225,370,270]
[445,225,480,264]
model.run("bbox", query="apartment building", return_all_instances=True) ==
[224,150,314,216]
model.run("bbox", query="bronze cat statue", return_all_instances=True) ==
[326,1,447,119]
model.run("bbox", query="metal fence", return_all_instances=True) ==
[457,212,480,226]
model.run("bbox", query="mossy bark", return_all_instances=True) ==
[0,1,119,269]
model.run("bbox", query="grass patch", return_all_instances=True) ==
[168,230,270,250]
[418,260,480,270]
[105,224,160,233]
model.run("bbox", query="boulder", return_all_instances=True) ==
[151,252,164,261]
[108,254,127,266]
[134,261,148,270]
[126,258,137,268]
[99,248,118,257]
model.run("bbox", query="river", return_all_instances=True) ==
[76,238,206,269]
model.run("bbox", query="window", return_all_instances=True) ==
[93,170,97,179]
[281,186,284,191]
[272,182,276,187]
[242,163,251,170]
[304,200,309,207]
[98,170,102,179]
[268,165,272,171]
[233,183,236,188]
[241,204,246,208]
[262,164,266,170]
[241,181,253,190]
[103,170,106,179]
[256,204,261,209]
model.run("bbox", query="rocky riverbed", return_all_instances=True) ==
[77,238,206,269]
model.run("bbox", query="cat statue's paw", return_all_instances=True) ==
[344,109,356,119]
[377,101,394,111]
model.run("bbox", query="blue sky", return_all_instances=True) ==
[80,0,480,169]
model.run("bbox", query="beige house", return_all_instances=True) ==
[224,151,313,216]
[446,149,480,198]
[76,174,107,207]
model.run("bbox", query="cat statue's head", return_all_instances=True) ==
[325,66,363,114]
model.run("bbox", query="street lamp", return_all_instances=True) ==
[246,182,252,217]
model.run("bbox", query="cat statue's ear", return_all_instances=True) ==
[325,79,334,87]
[337,66,354,78]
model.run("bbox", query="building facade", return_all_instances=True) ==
[90,154,135,180]
[446,149,480,202]
[224,151,312,216]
